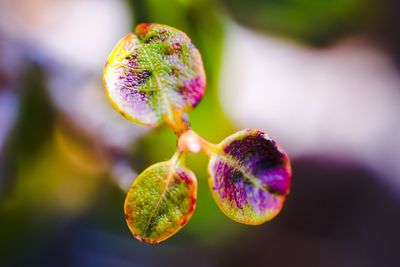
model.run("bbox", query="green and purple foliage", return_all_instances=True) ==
[125,157,197,244]
[103,23,291,244]
[104,23,205,130]
[209,129,291,225]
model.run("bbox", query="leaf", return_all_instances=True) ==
[124,160,197,243]
[208,129,291,225]
[103,23,206,127]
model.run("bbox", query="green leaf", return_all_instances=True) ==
[104,23,206,127]
[124,158,197,243]
[208,129,291,225]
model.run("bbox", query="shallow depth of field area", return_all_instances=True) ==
[0,0,399,267]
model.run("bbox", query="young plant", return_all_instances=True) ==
[103,23,292,244]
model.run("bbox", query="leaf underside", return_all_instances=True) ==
[124,161,197,243]
[208,129,291,225]
[104,23,206,127]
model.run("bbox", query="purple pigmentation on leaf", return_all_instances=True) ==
[180,76,205,107]
[223,130,290,195]
[208,129,291,225]
[103,23,206,127]
[103,23,292,244]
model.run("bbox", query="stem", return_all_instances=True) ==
[164,112,190,136]
[165,112,220,158]
[177,130,219,157]
[170,148,186,167]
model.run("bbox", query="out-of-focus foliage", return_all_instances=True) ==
[220,0,380,46]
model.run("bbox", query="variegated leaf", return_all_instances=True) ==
[104,23,206,127]
[208,129,291,225]
[124,160,197,243]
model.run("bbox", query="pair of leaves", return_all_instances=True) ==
[124,129,291,243]
[104,24,291,243]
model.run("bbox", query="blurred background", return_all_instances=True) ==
[0,0,399,266]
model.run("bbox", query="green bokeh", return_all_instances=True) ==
[221,0,381,46]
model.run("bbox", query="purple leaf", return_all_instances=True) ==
[208,129,291,225]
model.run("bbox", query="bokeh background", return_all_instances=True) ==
[1,0,400,266]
